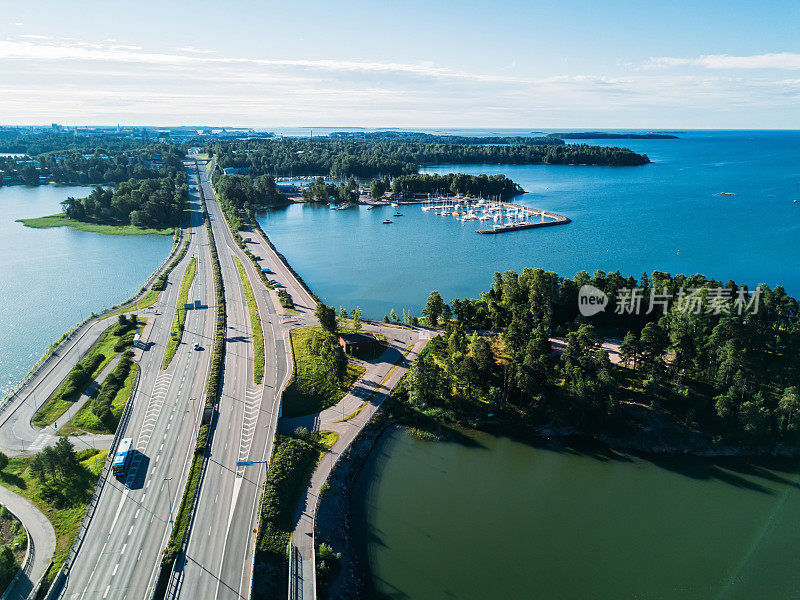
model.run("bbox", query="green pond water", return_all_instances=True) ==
[354,427,800,600]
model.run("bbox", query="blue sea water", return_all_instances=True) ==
[0,185,172,396]
[256,130,800,319]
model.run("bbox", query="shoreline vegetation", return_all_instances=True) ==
[209,137,651,179]
[17,173,188,237]
[18,213,173,236]
[393,269,799,456]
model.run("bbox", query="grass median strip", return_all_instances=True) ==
[33,316,141,428]
[234,257,264,384]
[162,257,196,369]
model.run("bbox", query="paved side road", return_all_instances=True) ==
[0,485,56,600]
[284,326,431,600]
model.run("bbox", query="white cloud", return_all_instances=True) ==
[0,36,799,127]
[177,46,217,55]
[646,52,800,70]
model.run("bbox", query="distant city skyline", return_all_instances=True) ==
[2,0,799,128]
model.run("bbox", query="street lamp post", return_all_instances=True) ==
[164,477,174,531]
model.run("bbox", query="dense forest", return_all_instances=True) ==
[209,138,650,178]
[211,171,288,230]
[0,144,184,186]
[393,268,799,450]
[61,176,187,229]
[391,173,523,199]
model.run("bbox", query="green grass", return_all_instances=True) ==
[253,431,338,599]
[18,214,173,236]
[33,321,140,428]
[107,289,160,318]
[281,327,366,418]
[0,449,107,578]
[163,257,196,369]
[60,362,138,435]
[235,257,264,384]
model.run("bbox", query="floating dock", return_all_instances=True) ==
[415,195,572,234]
[476,211,571,234]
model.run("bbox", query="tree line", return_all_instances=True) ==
[0,144,184,187]
[61,176,187,229]
[300,177,360,204]
[212,172,286,210]
[399,268,799,449]
[208,137,650,179]
[391,173,523,199]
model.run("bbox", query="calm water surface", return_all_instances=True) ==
[257,131,800,318]
[355,428,800,600]
[0,185,172,396]
[255,131,800,598]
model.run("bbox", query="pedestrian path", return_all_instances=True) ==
[0,485,56,600]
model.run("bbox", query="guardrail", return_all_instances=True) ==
[0,227,185,425]
[45,345,142,599]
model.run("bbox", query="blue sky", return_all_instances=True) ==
[2,0,799,127]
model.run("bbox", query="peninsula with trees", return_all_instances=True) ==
[19,176,187,235]
[390,269,799,454]
[209,135,651,179]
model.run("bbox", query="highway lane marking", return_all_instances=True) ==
[135,509,140,519]
[235,387,262,477]
[112,563,119,576]
[103,585,110,598]
[138,371,173,451]
[121,543,127,555]
[128,526,133,536]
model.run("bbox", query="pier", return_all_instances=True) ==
[417,195,571,234]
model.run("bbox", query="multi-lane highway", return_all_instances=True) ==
[171,161,292,600]
[59,165,215,600]
[23,155,422,600]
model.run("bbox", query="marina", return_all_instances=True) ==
[418,194,571,234]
